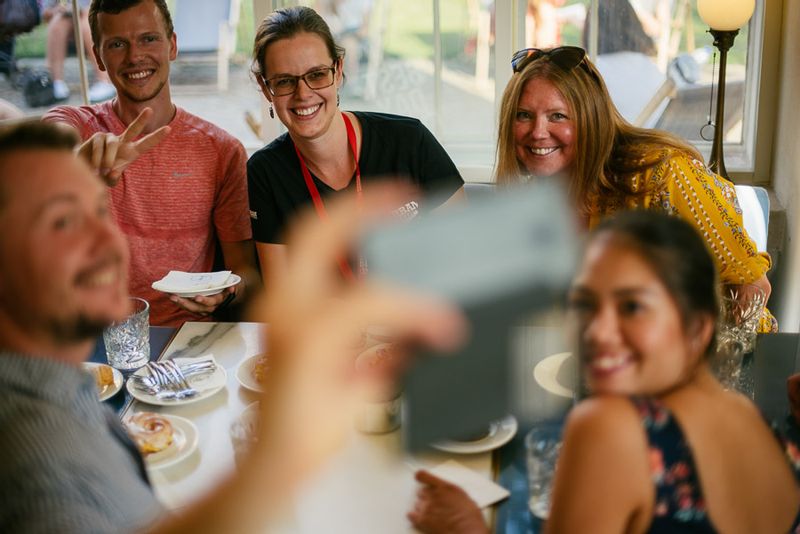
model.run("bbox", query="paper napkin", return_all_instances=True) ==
[426,460,510,508]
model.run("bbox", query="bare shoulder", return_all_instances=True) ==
[564,396,648,455]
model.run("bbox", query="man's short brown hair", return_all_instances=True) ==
[89,0,175,47]
[0,121,78,211]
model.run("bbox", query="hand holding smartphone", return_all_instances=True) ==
[362,180,578,450]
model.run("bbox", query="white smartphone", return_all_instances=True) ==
[362,180,578,450]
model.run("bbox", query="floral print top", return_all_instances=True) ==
[588,149,777,332]
[634,397,800,533]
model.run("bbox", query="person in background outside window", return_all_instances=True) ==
[248,6,464,287]
[42,0,116,102]
[493,46,776,332]
[315,0,372,95]
[410,211,800,533]
[526,0,565,49]
[43,0,258,327]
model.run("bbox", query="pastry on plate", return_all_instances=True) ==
[251,355,270,385]
[125,412,174,455]
[93,364,115,389]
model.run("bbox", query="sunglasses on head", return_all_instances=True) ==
[511,46,588,74]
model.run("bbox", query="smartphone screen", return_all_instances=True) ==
[362,180,578,450]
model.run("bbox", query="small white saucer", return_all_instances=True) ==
[82,362,123,402]
[236,354,267,393]
[152,274,241,298]
[138,414,199,470]
[432,416,518,454]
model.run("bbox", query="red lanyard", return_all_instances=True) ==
[293,112,362,281]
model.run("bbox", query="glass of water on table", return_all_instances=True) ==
[104,297,150,372]
[526,421,563,520]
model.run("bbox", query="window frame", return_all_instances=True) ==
[252,0,782,185]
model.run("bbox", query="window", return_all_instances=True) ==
[276,0,778,183]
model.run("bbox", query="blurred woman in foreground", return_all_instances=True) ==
[410,211,800,533]
[495,46,775,331]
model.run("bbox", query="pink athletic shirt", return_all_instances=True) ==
[44,102,252,327]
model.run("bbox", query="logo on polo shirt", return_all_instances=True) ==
[250,210,258,220]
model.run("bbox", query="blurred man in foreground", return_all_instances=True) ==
[0,120,463,532]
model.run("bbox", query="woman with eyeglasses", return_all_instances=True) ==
[409,211,800,534]
[247,6,465,284]
[496,46,776,332]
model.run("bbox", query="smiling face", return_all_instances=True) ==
[93,0,177,105]
[513,77,576,177]
[261,32,342,142]
[0,150,130,344]
[568,235,706,396]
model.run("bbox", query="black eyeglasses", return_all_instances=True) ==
[264,64,336,96]
[511,46,588,74]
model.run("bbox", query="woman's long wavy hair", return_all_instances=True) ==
[495,53,702,217]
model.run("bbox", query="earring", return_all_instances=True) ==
[269,105,274,119]
[337,93,340,107]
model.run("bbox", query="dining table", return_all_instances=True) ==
[91,320,797,533]
[93,321,532,533]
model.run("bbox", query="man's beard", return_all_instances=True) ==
[48,313,109,343]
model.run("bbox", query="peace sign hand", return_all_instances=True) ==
[77,107,171,186]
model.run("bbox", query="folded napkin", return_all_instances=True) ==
[424,460,510,508]
[169,355,218,391]
[152,270,232,292]
[787,373,800,426]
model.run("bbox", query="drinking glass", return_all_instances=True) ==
[526,422,563,520]
[713,285,766,393]
[230,402,259,469]
[103,297,150,371]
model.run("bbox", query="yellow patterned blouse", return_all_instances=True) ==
[587,149,777,332]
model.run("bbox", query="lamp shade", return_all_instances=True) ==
[698,0,755,31]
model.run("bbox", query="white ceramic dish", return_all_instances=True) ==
[236,354,268,393]
[126,363,227,406]
[432,416,518,454]
[533,352,575,399]
[137,414,199,470]
[82,362,123,402]
[151,274,241,298]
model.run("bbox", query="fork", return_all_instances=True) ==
[164,360,196,394]
[146,361,197,398]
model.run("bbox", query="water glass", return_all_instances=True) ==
[103,297,150,371]
[526,422,563,520]
[230,403,259,469]
[720,285,766,354]
[712,335,745,391]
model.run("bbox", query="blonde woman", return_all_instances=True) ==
[494,46,775,331]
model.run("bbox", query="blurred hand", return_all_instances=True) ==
[408,470,489,534]
[77,108,170,186]
[250,185,467,499]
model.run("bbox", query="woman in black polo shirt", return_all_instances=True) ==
[248,5,464,284]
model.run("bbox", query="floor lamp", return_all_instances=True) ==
[697,0,755,179]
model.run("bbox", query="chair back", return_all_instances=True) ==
[734,185,770,252]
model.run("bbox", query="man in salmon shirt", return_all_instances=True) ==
[43,0,257,327]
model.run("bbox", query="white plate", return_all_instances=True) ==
[236,354,268,393]
[533,352,575,399]
[126,362,228,406]
[151,274,241,298]
[133,413,199,470]
[432,416,518,454]
[82,362,124,402]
